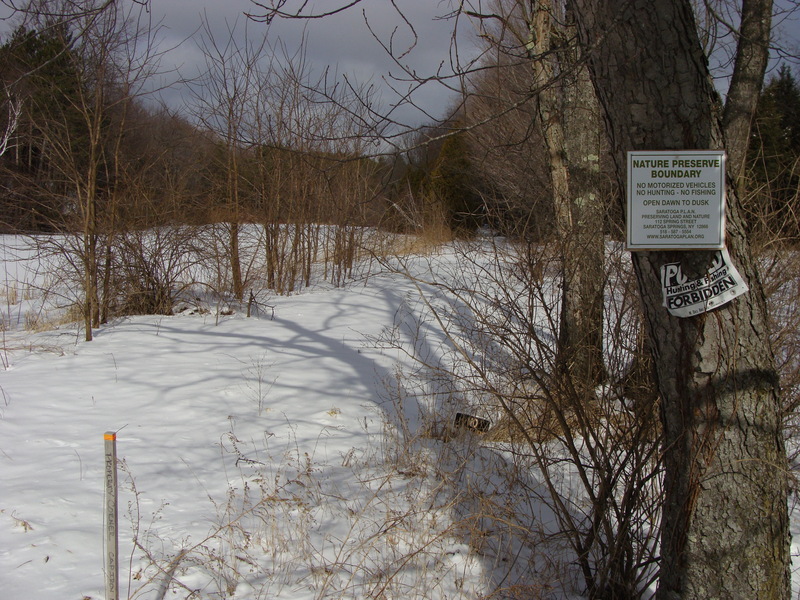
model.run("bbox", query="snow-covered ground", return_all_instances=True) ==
[1,233,799,599]
[0,236,514,600]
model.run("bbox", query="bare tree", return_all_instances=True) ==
[189,17,271,302]
[571,0,789,597]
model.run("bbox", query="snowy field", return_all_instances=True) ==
[0,234,513,600]
[1,232,799,599]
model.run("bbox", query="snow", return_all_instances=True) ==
[0,238,501,599]
[1,234,799,599]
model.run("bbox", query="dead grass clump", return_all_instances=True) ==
[24,302,83,333]
[389,228,454,257]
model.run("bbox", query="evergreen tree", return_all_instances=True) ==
[0,24,86,229]
[428,130,483,232]
[748,64,800,239]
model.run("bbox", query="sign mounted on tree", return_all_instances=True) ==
[627,150,726,250]
[659,249,749,318]
[627,150,749,317]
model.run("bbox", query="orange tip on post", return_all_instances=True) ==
[104,432,116,441]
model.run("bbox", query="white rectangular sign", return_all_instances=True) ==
[627,150,726,250]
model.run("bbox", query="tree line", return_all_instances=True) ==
[3,4,795,245]
[0,2,410,338]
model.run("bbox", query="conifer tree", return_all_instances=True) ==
[748,65,800,239]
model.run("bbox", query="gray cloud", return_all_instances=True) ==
[151,0,472,127]
[0,0,479,129]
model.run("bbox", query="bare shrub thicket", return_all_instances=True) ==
[15,225,201,325]
[189,23,386,298]
[751,213,800,483]
[376,232,663,598]
[108,227,204,316]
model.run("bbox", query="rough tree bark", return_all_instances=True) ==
[559,13,606,391]
[528,0,606,390]
[722,0,774,184]
[571,0,789,598]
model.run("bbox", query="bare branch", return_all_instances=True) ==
[245,0,365,24]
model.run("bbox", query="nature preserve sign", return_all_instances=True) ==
[627,150,725,250]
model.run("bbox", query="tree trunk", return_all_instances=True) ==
[84,152,99,342]
[228,136,244,302]
[571,0,790,597]
[560,30,606,390]
[230,220,243,301]
[723,0,773,185]
[528,0,605,390]
[83,200,96,342]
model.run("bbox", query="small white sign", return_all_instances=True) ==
[627,150,726,250]
[660,249,748,317]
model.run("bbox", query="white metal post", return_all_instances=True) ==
[104,431,118,600]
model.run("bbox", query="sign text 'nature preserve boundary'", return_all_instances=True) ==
[627,150,726,250]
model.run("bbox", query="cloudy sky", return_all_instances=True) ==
[2,0,796,131]
[149,0,475,128]
[0,0,476,130]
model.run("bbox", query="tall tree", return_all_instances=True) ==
[571,0,789,597]
[528,0,606,389]
[468,0,608,390]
